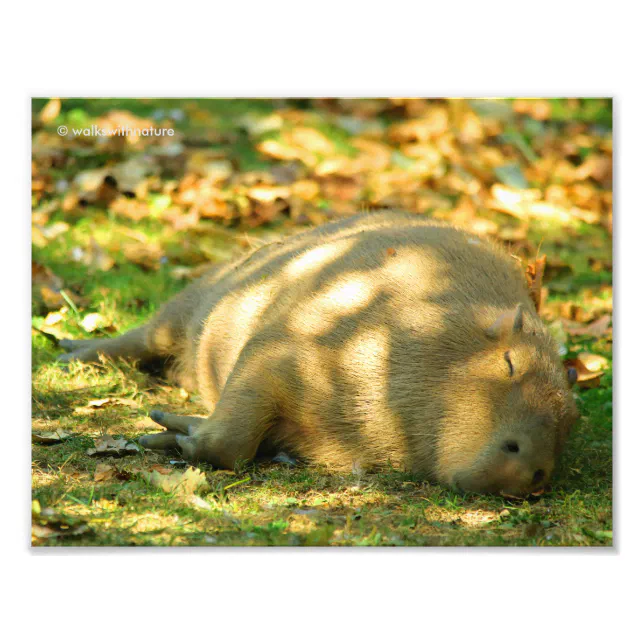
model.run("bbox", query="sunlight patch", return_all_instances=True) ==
[284,238,356,279]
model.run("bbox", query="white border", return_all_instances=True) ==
[3,1,641,641]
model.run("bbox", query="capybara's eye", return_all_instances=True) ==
[503,350,514,377]
[503,440,520,454]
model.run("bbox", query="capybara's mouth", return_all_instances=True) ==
[500,486,548,500]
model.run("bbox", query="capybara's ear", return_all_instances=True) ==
[485,304,524,340]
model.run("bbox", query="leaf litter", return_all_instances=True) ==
[31,98,612,546]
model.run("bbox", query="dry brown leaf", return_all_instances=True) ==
[32,503,93,542]
[95,111,156,144]
[257,139,313,164]
[32,261,70,311]
[88,397,137,408]
[584,314,612,337]
[150,464,174,475]
[42,309,67,327]
[290,180,320,201]
[489,184,601,225]
[73,238,116,272]
[578,352,610,372]
[32,261,64,291]
[109,196,150,221]
[564,356,605,389]
[388,108,450,143]
[289,127,335,155]
[80,313,109,333]
[247,184,291,203]
[75,397,138,415]
[560,302,585,322]
[525,255,547,313]
[38,221,70,241]
[142,466,208,496]
[513,99,552,121]
[563,314,612,338]
[86,435,141,457]
[33,429,72,444]
[40,98,62,124]
[123,242,163,271]
[94,463,118,482]
[187,153,233,181]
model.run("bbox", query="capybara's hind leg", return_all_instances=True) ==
[141,348,280,468]
[58,326,153,364]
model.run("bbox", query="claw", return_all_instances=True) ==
[139,435,151,447]
[176,434,197,460]
[149,409,164,424]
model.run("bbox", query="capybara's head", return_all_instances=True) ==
[435,304,578,497]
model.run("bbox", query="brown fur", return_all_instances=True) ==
[59,211,578,496]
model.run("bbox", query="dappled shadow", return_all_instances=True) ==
[31,98,613,546]
[129,210,576,497]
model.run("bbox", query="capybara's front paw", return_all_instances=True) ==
[138,409,204,454]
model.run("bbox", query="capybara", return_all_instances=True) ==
[58,211,578,496]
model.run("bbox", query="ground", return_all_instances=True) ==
[31,98,613,546]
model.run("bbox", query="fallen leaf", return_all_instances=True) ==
[150,464,174,475]
[257,139,312,164]
[247,184,291,203]
[123,242,163,271]
[562,314,612,338]
[95,111,157,145]
[38,221,70,241]
[32,260,64,291]
[186,153,233,182]
[75,397,139,415]
[513,99,551,121]
[80,313,110,333]
[564,356,605,389]
[32,504,93,543]
[94,463,118,482]
[75,398,138,416]
[86,435,141,457]
[388,107,450,143]
[43,308,68,327]
[87,398,112,408]
[39,98,62,124]
[525,255,547,313]
[578,352,610,371]
[141,466,208,496]
[32,429,71,444]
[584,315,612,337]
[73,239,115,272]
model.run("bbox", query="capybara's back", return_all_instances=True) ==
[60,211,578,496]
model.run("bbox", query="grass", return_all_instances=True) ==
[31,98,612,547]
[31,246,613,547]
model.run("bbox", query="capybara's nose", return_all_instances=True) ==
[532,469,545,486]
